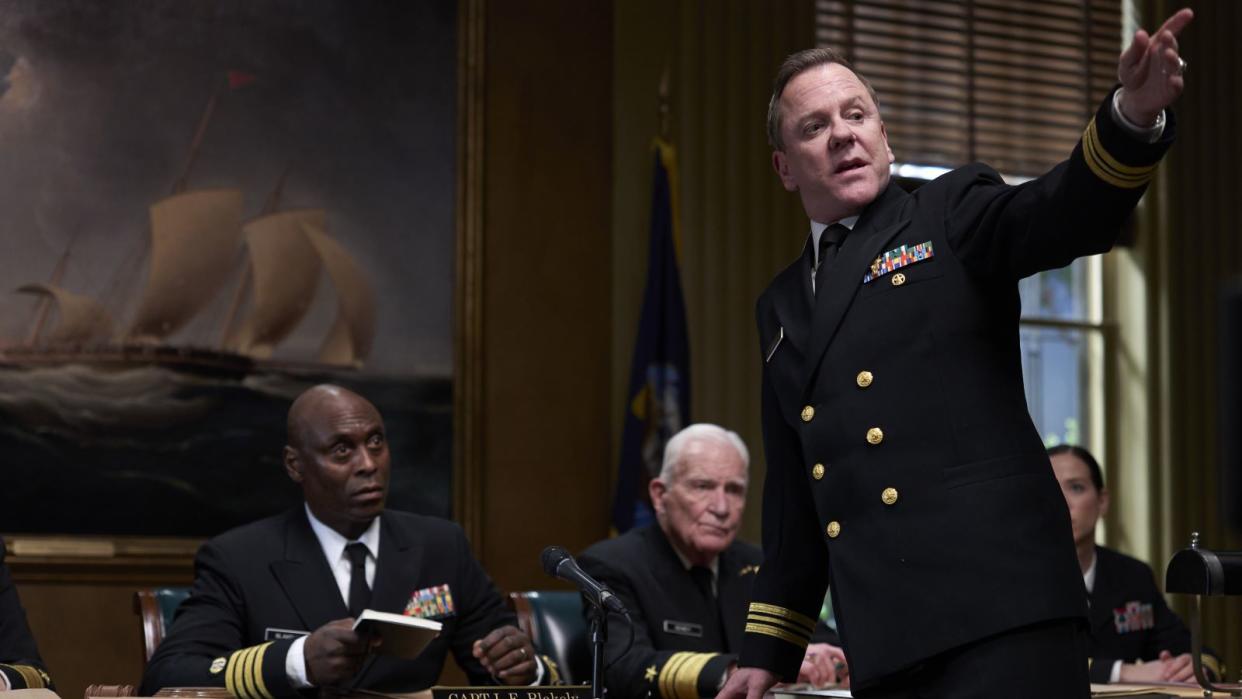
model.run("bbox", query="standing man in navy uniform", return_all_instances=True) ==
[719,9,1193,699]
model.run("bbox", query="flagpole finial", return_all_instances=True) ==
[658,64,671,140]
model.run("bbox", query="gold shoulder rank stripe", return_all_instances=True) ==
[1082,118,1156,189]
[747,602,816,635]
[745,622,811,649]
[658,651,716,699]
[225,642,274,699]
[0,663,47,689]
[747,610,814,639]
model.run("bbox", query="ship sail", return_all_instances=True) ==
[15,284,114,344]
[302,222,376,366]
[229,209,326,357]
[127,189,244,341]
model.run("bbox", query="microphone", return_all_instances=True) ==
[541,545,628,614]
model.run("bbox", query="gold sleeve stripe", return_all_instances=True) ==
[746,611,814,639]
[1082,118,1155,189]
[1086,118,1158,176]
[745,622,811,649]
[225,643,274,699]
[225,645,251,699]
[657,652,717,699]
[0,664,46,689]
[747,602,816,632]
[541,655,562,684]
[241,644,260,699]
[1202,653,1224,680]
[675,652,715,699]
[657,652,690,699]
[250,641,273,699]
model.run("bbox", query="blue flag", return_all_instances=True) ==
[612,139,691,533]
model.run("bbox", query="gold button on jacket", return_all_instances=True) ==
[882,487,899,505]
[866,427,884,445]
[856,370,874,388]
[826,521,841,538]
[801,405,815,422]
[812,463,825,480]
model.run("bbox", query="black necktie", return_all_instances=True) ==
[814,223,849,295]
[689,566,715,599]
[690,566,731,649]
[345,542,372,618]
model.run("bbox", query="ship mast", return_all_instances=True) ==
[216,165,291,347]
[24,248,69,346]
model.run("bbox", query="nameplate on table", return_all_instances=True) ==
[432,686,591,699]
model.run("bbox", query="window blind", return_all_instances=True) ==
[815,0,1121,177]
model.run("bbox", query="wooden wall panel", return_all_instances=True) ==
[474,0,614,589]
[8,551,194,699]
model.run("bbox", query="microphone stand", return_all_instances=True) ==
[587,601,608,699]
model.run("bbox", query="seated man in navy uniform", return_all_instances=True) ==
[0,544,53,691]
[142,384,555,699]
[579,424,846,699]
[1048,445,1221,684]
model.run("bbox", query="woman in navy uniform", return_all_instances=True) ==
[1048,445,1221,684]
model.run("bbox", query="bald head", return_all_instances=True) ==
[287,384,374,449]
[284,384,390,539]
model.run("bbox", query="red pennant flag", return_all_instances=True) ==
[227,70,257,90]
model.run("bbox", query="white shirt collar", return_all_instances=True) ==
[304,503,380,564]
[810,215,860,267]
[1082,548,1098,595]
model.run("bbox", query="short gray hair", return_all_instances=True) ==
[766,47,881,151]
[660,423,749,482]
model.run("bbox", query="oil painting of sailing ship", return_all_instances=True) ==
[0,0,458,536]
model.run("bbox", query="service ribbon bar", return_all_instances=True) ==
[863,241,935,283]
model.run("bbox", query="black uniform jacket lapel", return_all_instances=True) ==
[648,527,722,648]
[271,510,349,631]
[769,239,815,362]
[1088,548,1117,634]
[716,548,748,652]
[801,183,913,393]
[370,513,424,614]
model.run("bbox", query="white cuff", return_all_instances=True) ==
[286,635,314,689]
[1109,660,1123,684]
[529,655,546,686]
[1111,89,1166,143]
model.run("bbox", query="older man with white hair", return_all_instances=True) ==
[579,424,845,699]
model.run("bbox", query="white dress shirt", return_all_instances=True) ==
[285,505,380,688]
[284,506,543,687]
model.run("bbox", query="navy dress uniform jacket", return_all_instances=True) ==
[142,508,554,699]
[740,90,1176,691]
[579,524,837,699]
[1088,545,1221,682]
[0,545,52,690]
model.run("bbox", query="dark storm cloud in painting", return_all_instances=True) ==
[0,0,457,375]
